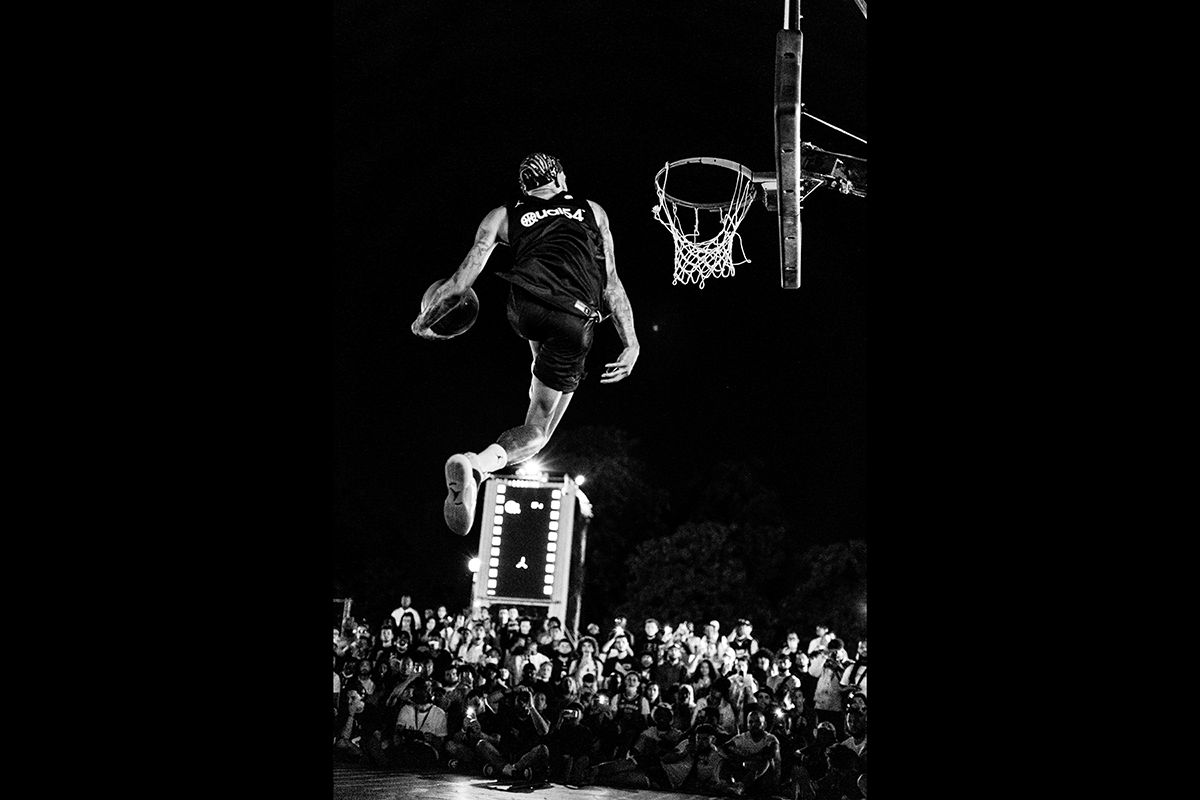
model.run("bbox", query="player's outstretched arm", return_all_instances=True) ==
[411,205,508,339]
[590,201,639,383]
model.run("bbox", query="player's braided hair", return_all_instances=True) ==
[519,152,563,193]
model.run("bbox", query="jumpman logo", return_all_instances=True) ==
[515,556,528,569]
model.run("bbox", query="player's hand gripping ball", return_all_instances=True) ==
[419,279,480,339]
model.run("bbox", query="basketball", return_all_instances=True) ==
[421,279,480,338]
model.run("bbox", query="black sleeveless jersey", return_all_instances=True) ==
[498,192,608,319]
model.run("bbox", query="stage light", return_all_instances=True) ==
[468,557,480,573]
[575,475,586,485]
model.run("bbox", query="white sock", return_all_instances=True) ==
[469,444,507,476]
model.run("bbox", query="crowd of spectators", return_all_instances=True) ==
[333,595,867,799]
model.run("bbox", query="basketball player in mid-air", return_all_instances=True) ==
[412,153,640,536]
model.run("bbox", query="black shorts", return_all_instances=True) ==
[507,284,595,393]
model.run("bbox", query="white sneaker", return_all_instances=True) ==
[444,454,479,536]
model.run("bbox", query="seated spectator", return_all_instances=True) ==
[333,654,341,717]
[643,680,662,710]
[455,626,484,666]
[660,723,739,796]
[806,625,833,657]
[531,661,560,707]
[334,687,388,767]
[546,701,594,785]
[568,636,603,685]
[729,618,760,657]
[769,650,799,694]
[794,721,840,794]
[750,650,774,689]
[692,620,731,667]
[630,704,686,789]
[581,688,621,763]
[653,642,690,695]
[611,671,651,756]
[839,708,867,756]
[691,679,738,736]
[444,688,503,773]
[556,675,581,717]
[722,707,781,796]
[371,624,400,669]
[634,651,656,685]
[476,685,551,780]
[814,744,864,800]
[641,618,665,664]
[350,658,377,704]
[840,638,867,699]
[689,659,718,701]
[392,682,448,768]
[517,662,538,691]
[727,652,759,721]
[779,630,804,660]
[672,682,698,731]
[600,633,637,684]
[438,663,469,733]
[549,637,574,683]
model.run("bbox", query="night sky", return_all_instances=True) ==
[333,0,868,621]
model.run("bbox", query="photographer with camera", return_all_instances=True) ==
[807,639,849,739]
[547,701,595,785]
[391,680,448,768]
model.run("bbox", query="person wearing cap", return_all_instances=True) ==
[693,619,731,666]
[392,681,449,767]
[807,640,849,740]
[653,642,689,694]
[729,618,760,657]
[415,153,641,539]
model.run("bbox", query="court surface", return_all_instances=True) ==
[333,763,725,800]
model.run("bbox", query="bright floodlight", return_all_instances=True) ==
[518,458,544,476]
[468,557,480,573]
[575,474,586,485]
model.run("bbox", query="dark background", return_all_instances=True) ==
[333,0,869,635]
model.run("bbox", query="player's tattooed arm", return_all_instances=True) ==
[590,201,640,384]
[412,206,507,338]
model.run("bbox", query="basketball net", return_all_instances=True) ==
[652,161,757,289]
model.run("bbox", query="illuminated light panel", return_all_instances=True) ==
[496,484,506,494]
[487,579,497,588]
[548,531,558,541]
[550,511,560,520]
[487,589,496,596]
[552,489,561,499]
[493,525,502,535]
[545,564,555,574]
[551,500,561,510]
[492,536,501,546]
[489,557,499,567]
[547,553,556,562]
[549,521,558,530]
[493,515,503,525]
[543,585,553,595]
[544,574,555,584]
[488,568,498,578]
